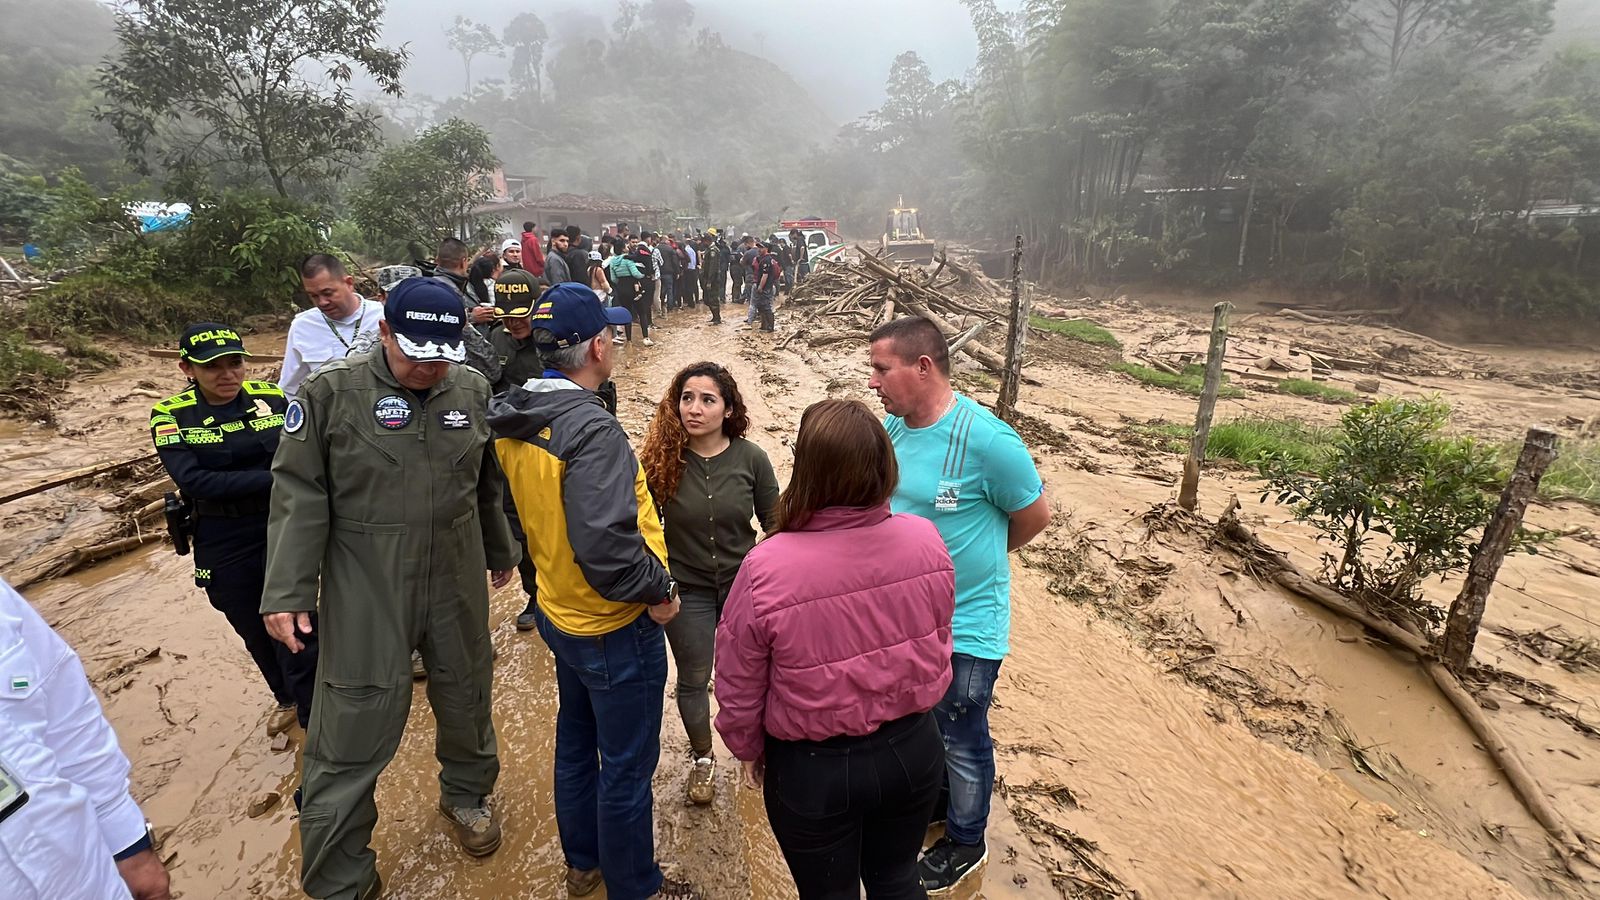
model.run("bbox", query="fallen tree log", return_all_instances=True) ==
[10,530,167,590]
[1,452,160,506]
[897,296,1011,375]
[1216,507,1595,871]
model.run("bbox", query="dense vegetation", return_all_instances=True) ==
[809,0,1600,320]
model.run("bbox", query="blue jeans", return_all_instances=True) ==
[935,652,1002,846]
[535,606,667,899]
[660,274,677,310]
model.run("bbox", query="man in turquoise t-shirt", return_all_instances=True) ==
[869,316,1051,896]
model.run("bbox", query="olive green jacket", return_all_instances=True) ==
[261,347,521,617]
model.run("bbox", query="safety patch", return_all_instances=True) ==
[251,414,285,431]
[153,423,180,448]
[374,395,412,430]
[439,409,471,430]
[283,400,306,434]
[181,427,223,445]
[220,421,244,433]
[252,398,273,418]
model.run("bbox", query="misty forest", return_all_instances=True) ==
[7,3,1600,900]
[2,0,1598,328]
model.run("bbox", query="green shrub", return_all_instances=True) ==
[1259,396,1511,631]
[25,273,287,339]
[1030,314,1121,348]
[1277,378,1357,404]
[1112,362,1245,399]
[0,329,69,393]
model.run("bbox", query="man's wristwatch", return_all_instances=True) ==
[654,578,679,606]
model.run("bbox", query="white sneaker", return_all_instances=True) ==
[642,338,655,347]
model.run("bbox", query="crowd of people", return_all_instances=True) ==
[0,230,1050,900]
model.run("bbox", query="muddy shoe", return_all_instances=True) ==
[516,611,537,631]
[649,876,703,899]
[919,836,987,896]
[266,702,296,737]
[411,650,427,680]
[438,800,501,856]
[686,757,715,805]
[566,866,602,897]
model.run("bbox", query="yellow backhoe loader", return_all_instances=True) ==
[881,196,937,265]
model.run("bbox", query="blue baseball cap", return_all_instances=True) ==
[384,277,467,363]
[531,283,631,351]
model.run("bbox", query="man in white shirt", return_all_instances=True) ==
[0,577,171,899]
[280,254,385,398]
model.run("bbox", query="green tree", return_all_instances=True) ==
[873,52,954,146]
[1349,0,1555,75]
[347,119,500,249]
[504,12,549,100]
[0,0,121,181]
[96,0,406,199]
[448,15,503,96]
[641,0,695,38]
[1260,397,1508,632]
[693,179,710,220]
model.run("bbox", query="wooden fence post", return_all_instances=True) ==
[996,235,1028,423]
[1442,427,1559,671]
[1178,302,1232,511]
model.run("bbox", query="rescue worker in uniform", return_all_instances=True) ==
[261,278,521,900]
[488,269,547,633]
[149,323,316,737]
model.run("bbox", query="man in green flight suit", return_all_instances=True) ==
[262,276,521,900]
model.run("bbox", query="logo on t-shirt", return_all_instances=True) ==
[935,479,961,512]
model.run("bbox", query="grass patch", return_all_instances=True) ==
[1030,314,1121,348]
[1277,378,1358,404]
[0,329,70,393]
[1136,417,1336,470]
[1496,438,1600,505]
[1112,362,1245,399]
[53,329,120,370]
[25,273,285,341]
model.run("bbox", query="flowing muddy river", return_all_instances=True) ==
[4,292,1598,898]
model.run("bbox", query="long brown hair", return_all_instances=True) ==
[640,362,751,504]
[774,399,898,534]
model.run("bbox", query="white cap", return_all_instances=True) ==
[501,238,521,253]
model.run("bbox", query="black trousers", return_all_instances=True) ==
[196,516,318,726]
[763,711,944,900]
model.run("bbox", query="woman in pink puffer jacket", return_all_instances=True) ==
[715,398,954,899]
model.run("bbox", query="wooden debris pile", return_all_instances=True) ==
[784,246,1014,375]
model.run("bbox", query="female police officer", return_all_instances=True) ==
[149,322,317,736]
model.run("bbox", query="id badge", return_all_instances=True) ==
[0,754,29,823]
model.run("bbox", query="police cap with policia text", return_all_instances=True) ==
[178,322,253,363]
[383,277,468,362]
[531,282,631,350]
[493,269,545,318]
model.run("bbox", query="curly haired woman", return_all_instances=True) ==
[640,362,779,805]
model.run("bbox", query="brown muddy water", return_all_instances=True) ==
[6,300,1599,898]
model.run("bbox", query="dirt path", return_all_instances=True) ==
[5,292,1598,898]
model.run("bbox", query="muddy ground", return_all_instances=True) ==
[3,283,1599,899]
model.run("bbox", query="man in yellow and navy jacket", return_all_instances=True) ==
[150,322,316,738]
[488,282,689,900]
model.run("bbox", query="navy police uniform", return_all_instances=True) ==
[150,325,318,726]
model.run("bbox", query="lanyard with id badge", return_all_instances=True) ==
[0,754,28,823]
